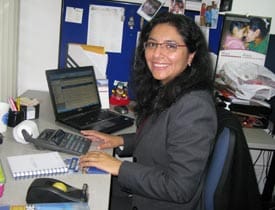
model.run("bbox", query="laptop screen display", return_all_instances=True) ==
[46,67,100,114]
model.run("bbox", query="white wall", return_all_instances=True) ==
[17,0,275,95]
[17,0,62,95]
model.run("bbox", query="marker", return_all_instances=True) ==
[16,97,20,111]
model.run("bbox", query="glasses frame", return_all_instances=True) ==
[143,41,186,52]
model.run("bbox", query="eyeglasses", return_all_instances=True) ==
[144,41,186,53]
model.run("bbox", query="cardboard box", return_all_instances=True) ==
[20,104,40,120]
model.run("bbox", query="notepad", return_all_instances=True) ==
[7,152,68,179]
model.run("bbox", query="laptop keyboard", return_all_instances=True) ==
[71,110,118,126]
[62,109,134,133]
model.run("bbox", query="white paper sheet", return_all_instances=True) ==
[67,44,108,79]
[87,5,125,53]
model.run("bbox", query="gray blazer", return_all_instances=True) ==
[117,90,217,210]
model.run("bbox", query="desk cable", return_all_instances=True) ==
[253,150,273,186]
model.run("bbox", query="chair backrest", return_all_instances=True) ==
[204,127,236,210]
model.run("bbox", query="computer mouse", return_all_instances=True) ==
[114,105,128,114]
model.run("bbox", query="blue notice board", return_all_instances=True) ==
[59,0,145,96]
[59,0,223,97]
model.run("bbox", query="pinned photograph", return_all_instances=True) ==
[199,0,220,29]
[137,0,165,21]
[169,0,185,15]
[219,15,271,54]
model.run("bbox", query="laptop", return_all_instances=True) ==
[45,66,134,133]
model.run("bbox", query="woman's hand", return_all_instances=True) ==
[79,151,122,175]
[81,130,124,150]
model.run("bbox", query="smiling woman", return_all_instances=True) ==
[79,12,217,210]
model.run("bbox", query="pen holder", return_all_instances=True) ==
[7,109,25,127]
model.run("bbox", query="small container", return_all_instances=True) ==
[7,109,25,127]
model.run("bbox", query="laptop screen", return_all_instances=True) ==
[46,66,101,117]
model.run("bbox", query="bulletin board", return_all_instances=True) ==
[59,0,224,97]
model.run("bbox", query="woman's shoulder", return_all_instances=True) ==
[175,90,215,108]
[183,89,213,100]
[168,90,217,120]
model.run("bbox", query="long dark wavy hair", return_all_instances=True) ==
[131,12,214,126]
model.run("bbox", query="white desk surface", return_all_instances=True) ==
[0,90,119,209]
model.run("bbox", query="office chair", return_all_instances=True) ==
[204,127,236,210]
[204,107,263,210]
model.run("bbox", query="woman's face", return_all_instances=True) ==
[145,23,195,84]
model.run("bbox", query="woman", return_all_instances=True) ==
[79,12,217,210]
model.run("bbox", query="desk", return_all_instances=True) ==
[0,90,116,209]
[244,128,275,151]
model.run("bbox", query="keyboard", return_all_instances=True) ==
[71,110,119,126]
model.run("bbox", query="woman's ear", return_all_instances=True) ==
[188,52,196,66]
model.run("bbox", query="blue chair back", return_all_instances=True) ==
[204,127,236,210]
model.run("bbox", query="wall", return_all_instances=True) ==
[17,0,275,95]
[17,0,62,95]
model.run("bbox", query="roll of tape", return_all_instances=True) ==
[13,120,39,144]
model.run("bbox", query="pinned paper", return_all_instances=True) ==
[67,43,108,79]
[65,7,83,24]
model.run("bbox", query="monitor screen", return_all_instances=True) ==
[46,67,100,114]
